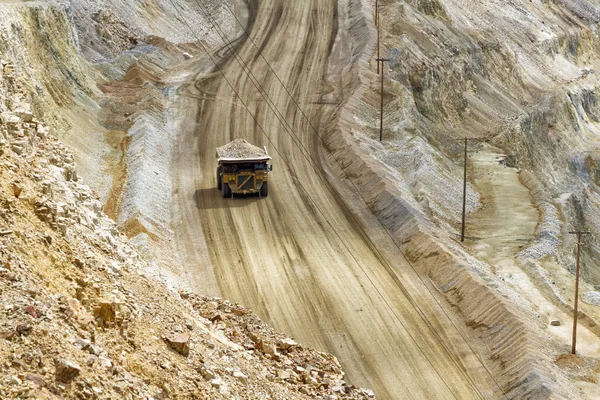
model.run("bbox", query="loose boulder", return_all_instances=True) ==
[164,333,190,356]
[55,359,81,383]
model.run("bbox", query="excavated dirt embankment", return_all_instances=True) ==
[319,0,600,398]
[4,0,600,398]
[0,3,375,399]
[1,0,239,287]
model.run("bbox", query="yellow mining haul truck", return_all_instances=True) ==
[216,139,272,198]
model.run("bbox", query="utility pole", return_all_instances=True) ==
[461,137,467,242]
[376,58,389,142]
[454,137,484,242]
[376,0,380,74]
[568,230,591,355]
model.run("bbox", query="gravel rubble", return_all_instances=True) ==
[0,51,374,399]
[217,139,270,160]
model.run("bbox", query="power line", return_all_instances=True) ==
[206,1,508,396]
[568,230,591,355]
[194,2,321,173]
[186,2,499,397]
[184,8,464,394]
[172,1,500,397]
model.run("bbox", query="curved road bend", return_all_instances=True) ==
[173,0,497,398]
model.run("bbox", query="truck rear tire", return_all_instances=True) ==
[222,183,232,198]
[216,167,222,190]
[260,182,268,197]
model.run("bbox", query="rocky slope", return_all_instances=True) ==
[370,0,600,291]
[3,0,600,398]
[322,0,600,397]
[0,0,236,287]
[0,18,373,400]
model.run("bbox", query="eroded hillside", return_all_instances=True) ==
[338,0,600,397]
[0,34,373,399]
[3,0,600,399]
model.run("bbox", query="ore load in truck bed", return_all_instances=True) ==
[216,139,271,162]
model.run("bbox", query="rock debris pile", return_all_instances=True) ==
[0,57,373,399]
[183,293,374,398]
[216,139,270,160]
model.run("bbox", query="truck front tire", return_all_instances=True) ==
[216,167,222,190]
[260,182,269,197]
[222,182,232,198]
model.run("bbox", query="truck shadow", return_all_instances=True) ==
[194,188,262,210]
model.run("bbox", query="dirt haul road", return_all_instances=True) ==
[173,0,497,398]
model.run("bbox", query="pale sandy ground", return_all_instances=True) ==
[170,0,501,398]
[6,0,596,397]
[466,146,600,398]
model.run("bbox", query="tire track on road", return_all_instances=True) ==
[172,1,496,398]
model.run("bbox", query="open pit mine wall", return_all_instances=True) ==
[490,5,600,285]
[382,0,600,387]
[0,4,94,130]
[325,0,600,397]
[0,0,234,280]
[322,2,572,398]
[500,84,600,284]
[349,1,600,285]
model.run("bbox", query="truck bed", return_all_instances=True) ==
[216,139,271,163]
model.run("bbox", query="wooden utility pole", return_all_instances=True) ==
[376,58,389,142]
[568,230,591,355]
[454,137,484,242]
[376,1,380,74]
[461,137,467,242]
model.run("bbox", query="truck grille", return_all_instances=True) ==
[237,175,255,191]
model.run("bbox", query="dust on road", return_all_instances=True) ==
[171,1,499,398]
